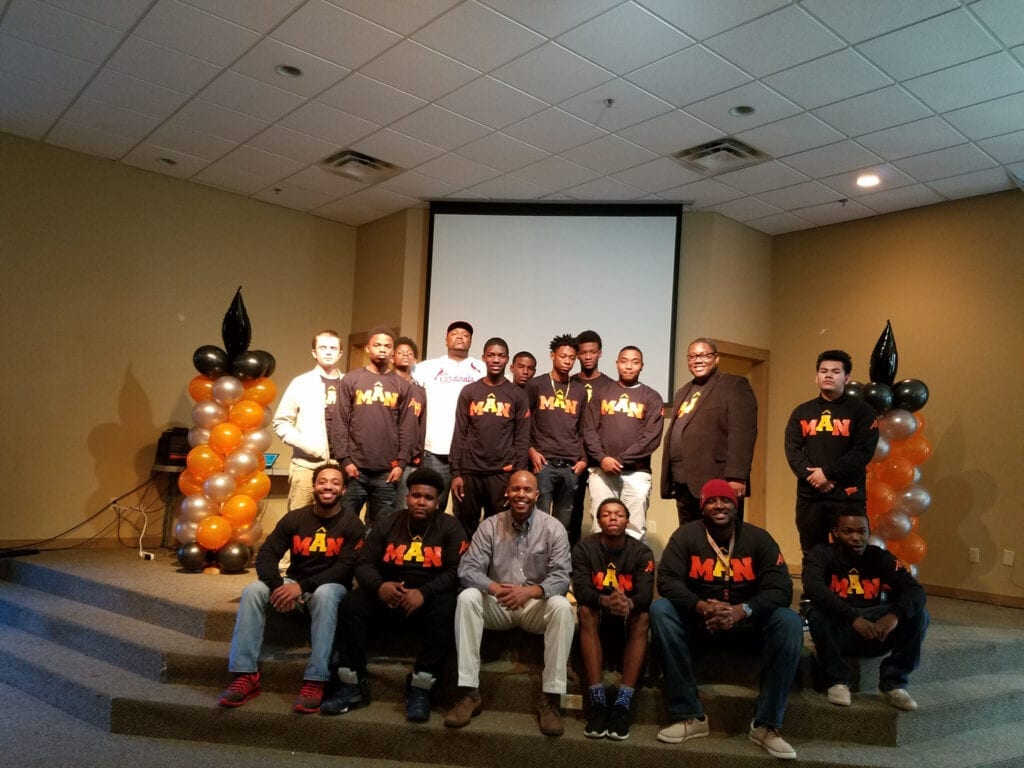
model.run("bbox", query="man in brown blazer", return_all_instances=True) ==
[660,339,758,526]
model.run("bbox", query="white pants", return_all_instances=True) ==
[588,469,651,540]
[455,588,574,694]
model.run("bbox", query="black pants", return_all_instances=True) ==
[454,472,509,538]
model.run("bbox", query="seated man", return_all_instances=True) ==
[321,468,468,721]
[650,480,802,760]
[802,509,928,710]
[572,498,654,740]
[218,464,364,713]
[446,470,573,736]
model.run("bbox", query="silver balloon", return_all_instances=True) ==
[174,518,199,544]
[230,519,264,547]
[912,466,922,483]
[872,435,890,462]
[191,400,227,429]
[180,493,218,523]
[241,427,273,454]
[225,449,261,478]
[896,484,931,515]
[212,375,245,406]
[867,535,888,550]
[907,563,919,579]
[876,510,912,541]
[879,408,917,441]
[259,405,273,429]
[187,426,211,448]
[203,471,237,503]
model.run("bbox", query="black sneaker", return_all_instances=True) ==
[606,704,631,740]
[320,679,370,716]
[583,702,608,738]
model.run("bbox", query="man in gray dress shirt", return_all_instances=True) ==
[445,470,573,737]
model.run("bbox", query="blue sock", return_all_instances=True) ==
[614,685,634,709]
[589,685,606,706]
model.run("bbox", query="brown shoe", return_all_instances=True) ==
[537,693,564,736]
[444,688,482,728]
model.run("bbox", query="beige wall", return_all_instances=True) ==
[0,133,356,545]
[767,191,1024,600]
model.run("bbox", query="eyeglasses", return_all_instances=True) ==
[687,352,716,361]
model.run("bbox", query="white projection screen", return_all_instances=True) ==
[426,203,681,402]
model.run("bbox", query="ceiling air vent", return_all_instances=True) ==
[318,150,402,183]
[674,138,767,176]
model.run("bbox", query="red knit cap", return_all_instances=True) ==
[699,479,738,507]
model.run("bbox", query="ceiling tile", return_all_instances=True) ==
[0,33,98,91]
[63,97,160,140]
[313,199,384,226]
[626,45,750,108]
[736,113,845,158]
[926,166,1014,198]
[120,142,210,178]
[247,124,340,164]
[200,70,306,122]
[818,163,918,197]
[502,107,605,154]
[105,36,221,94]
[416,152,503,187]
[279,100,379,147]
[464,173,549,199]
[683,82,802,134]
[145,121,238,161]
[561,134,658,174]
[3,0,123,63]
[231,38,351,98]
[756,180,843,209]
[343,186,419,213]
[511,156,600,191]
[618,109,723,155]
[801,0,958,45]
[252,182,337,211]
[377,170,459,199]
[782,140,884,178]
[42,0,152,31]
[193,161,270,194]
[210,145,306,182]
[413,1,545,72]
[318,73,426,126]
[350,127,447,168]
[903,53,1024,114]
[361,40,481,101]
[893,143,997,181]
[661,177,745,206]
[181,0,305,33]
[272,0,401,69]
[476,0,620,38]
[856,117,966,161]
[705,196,784,221]
[813,86,932,137]
[82,69,189,121]
[556,2,692,76]
[791,198,875,226]
[705,5,844,77]
[46,120,138,158]
[134,0,261,67]
[715,160,810,194]
[454,132,549,171]
[763,49,891,110]
[971,0,1024,48]
[0,71,75,125]
[977,129,1024,164]
[389,105,492,151]
[612,157,704,192]
[558,79,673,132]
[491,43,614,105]
[854,183,945,213]
[562,176,646,200]
[286,165,367,196]
[636,0,789,40]
[856,9,999,81]
[942,90,1024,139]
[437,76,547,130]
[744,211,815,235]
[170,98,270,143]
[330,0,462,36]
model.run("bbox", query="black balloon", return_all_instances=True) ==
[218,543,251,573]
[892,378,929,412]
[232,351,268,381]
[250,350,276,378]
[844,380,864,399]
[869,320,898,386]
[177,542,207,571]
[221,286,252,360]
[863,382,894,414]
[193,345,230,378]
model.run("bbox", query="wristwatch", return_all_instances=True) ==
[741,603,753,619]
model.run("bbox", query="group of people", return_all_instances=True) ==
[214,323,928,761]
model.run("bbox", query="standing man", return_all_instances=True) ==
[450,338,531,536]
[802,509,928,710]
[784,350,879,554]
[661,338,758,525]
[218,464,364,713]
[650,480,802,760]
[582,346,664,541]
[510,351,537,387]
[446,471,574,737]
[568,330,614,545]
[526,334,586,531]
[273,330,344,510]
[572,498,655,741]
[413,321,484,512]
[322,468,468,722]
[330,326,416,533]
[391,336,427,504]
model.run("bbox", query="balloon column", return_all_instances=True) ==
[853,321,931,576]
[175,288,277,573]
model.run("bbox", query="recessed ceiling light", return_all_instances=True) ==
[157,157,177,166]
[857,173,880,188]
[275,64,303,78]
[729,105,755,116]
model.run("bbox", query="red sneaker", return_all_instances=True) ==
[293,679,326,713]
[218,672,260,707]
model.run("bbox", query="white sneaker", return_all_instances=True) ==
[882,688,918,711]
[749,721,796,760]
[827,683,851,706]
[657,716,709,743]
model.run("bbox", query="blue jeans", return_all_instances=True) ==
[341,469,397,533]
[807,604,929,691]
[536,464,579,529]
[228,578,346,681]
[650,597,803,729]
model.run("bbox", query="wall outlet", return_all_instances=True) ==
[647,519,657,533]
[561,694,582,710]
[1003,550,1015,567]
[968,547,980,563]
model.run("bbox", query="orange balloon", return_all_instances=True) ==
[244,377,278,406]
[229,400,264,431]
[891,532,927,565]
[186,445,225,481]
[912,410,926,433]
[196,515,233,551]
[188,375,215,402]
[909,515,920,532]
[221,495,258,527]
[866,478,895,519]
[209,422,243,456]
[878,455,915,490]
[894,433,932,465]
[237,470,272,500]
[178,470,204,496]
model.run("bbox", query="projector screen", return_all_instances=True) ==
[426,202,681,402]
